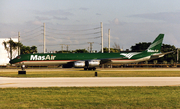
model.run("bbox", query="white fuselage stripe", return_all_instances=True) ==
[111,56,151,64]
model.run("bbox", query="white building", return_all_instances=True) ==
[0,38,18,66]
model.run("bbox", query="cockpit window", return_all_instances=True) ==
[16,56,21,59]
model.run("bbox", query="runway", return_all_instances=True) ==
[1,77,180,88]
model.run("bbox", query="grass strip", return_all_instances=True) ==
[0,87,180,108]
[1,70,180,77]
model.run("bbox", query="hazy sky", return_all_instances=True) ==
[1,0,180,52]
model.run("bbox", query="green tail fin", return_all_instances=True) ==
[146,34,164,53]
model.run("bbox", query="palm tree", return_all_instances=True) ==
[31,46,37,53]
[2,38,22,60]
[20,45,37,54]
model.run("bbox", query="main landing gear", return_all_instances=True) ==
[84,67,96,71]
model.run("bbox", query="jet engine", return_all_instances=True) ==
[86,60,100,67]
[74,60,100,68]
[74,61,85,68]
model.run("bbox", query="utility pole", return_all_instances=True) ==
[101,22,103,53]
[66,45,69,51]
[18,32,20,55]
[108,29,112,68]
[108,29,110,53]
[60,44,65,53]
[60,44,69,52]
[177,48,179,63]
[43,23,46,53]
[88,42,94,53]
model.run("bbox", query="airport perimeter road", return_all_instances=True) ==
[1,77,180,88]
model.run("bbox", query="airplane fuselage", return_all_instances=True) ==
[9,34,170,70]
[10,51,157,66]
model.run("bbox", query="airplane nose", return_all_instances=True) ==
[9,59,13,64]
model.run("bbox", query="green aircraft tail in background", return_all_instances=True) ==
[146,34,164,53]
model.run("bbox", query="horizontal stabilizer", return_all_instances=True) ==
[150,51,174,59]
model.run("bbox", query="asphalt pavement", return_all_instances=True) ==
[1,77,180,88]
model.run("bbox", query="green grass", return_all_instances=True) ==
[0,87,180,109]
[1,70,180,108]
[1,70,180,77]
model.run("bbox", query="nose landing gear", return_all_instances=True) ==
[19,64,26,74]
[21,64,25,71]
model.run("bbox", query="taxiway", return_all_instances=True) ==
[1,77,180,88]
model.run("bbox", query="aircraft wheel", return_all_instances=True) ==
[21,64,25,70]
[93,68,96,71]
[88,68,92,70]
[84,68,87,70]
